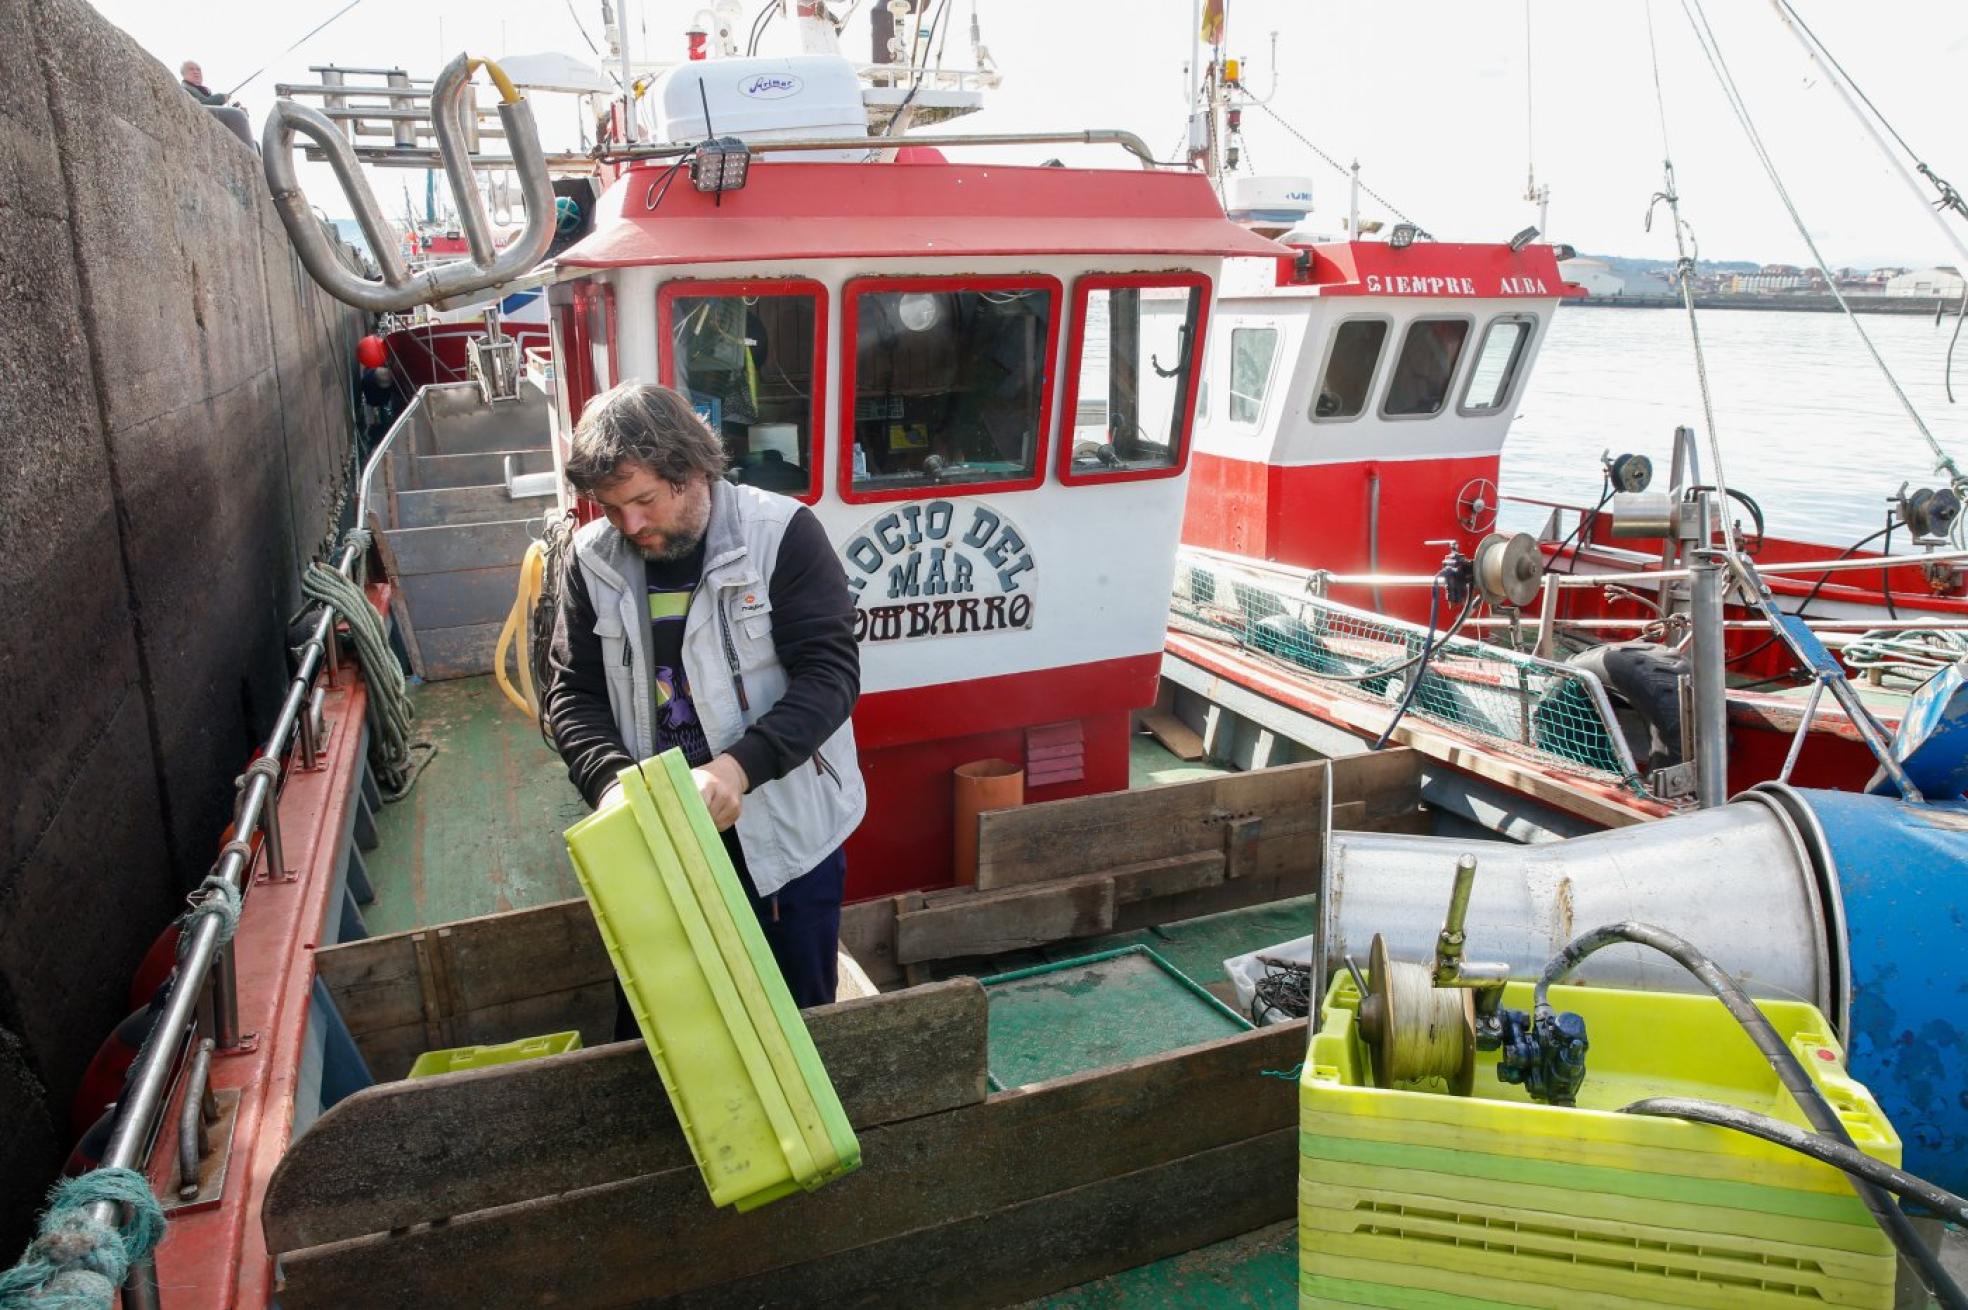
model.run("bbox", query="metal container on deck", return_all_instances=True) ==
[1319,792,1839,1018]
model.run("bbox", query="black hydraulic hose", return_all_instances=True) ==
[1370,586,1477,751]
[1622,1098,1968,1226]
[1881,512,1900,621]
[1727,521,1897,670]
[1684,483,1767,555]
[1538,921,1968,1310]
[1543,478,1615,576]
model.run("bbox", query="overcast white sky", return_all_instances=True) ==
[89,0,1968,269]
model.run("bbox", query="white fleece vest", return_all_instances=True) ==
[572,480,866,896]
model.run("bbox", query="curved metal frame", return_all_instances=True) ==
[262,54,556,312]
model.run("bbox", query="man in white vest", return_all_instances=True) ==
[545,382,866,1010]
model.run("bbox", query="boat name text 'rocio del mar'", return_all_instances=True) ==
[841,499,1038,645]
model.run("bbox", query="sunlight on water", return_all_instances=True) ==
[1501,306,1968,546]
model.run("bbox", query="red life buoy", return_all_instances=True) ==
[130,922,181,1012]
[357,334,388,368]
[70,982,170,1138]
[64,1105,118,1177]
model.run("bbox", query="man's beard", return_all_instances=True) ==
[630,492,710,561]
[635,528,704,562]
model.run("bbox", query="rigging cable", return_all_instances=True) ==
[223,0,366,99]
[1640,0,1740,571]
[1949,284,1968,404]
[1771,1,1968,226]
[562,3,624,87]
[747,0,777,57]
[1248,101,1423,231]
[1678,0,1968,511]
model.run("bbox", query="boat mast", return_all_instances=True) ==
[602,0,636,143]
[1522,0,1550,234]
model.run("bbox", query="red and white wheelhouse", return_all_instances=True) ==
[1185,240,1568,623]
[548,159,1279,897]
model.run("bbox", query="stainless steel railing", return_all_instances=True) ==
[87,401,418,1305]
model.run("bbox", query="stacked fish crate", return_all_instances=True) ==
[1298,975,1901,1309]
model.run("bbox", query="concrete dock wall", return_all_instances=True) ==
[0,0,366,1253]
[1567,292,1961,316]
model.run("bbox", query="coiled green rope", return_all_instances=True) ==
[0,1169,166,1309]
[301,530,428,796]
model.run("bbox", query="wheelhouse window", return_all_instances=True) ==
[585,282,615,394]
[1312,318,1389,421]
[1460,315,1535,414]
[1381,317,1471,418]
[660,280,823,501]
[1228,326,1279,424]
[843,276,1060,501]
[1059,274,1209,482]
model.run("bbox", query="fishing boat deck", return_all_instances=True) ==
[351,674,1321,1305]
[363,677,587,935]
[365,675,1242,937]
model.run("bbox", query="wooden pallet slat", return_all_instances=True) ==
[974,760,1330,891]
[265,979,991,1253]
[274,1022,1305,1308]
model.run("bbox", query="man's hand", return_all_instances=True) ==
[691,754,750,831]
[597,780,625,810]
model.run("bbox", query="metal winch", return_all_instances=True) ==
[1349,854,1590,1106]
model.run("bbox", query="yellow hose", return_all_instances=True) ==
[468,56,523,105]
[494,541,545,717]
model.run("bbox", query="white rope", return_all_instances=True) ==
[1378,959,1469,1087]
[1840,628,1968,692]
[1679,0,1968,506]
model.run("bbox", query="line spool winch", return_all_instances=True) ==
[1355,933,1476,1095]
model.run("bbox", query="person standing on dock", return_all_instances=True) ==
[546,381,865,1013]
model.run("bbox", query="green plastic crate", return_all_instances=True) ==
[406,1030,582,1079]
[1298,1199,1890,1310]
[1298,1242,1885,1310]
[1296,1153,1884,1253]
[1304,972,1899,1192]
[564,751,860,1211]
[1296,971,1899,1309]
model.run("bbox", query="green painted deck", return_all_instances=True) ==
[363,676,586,936]
[1129,729,1229,787]
[981,947,1250,1087]
[1020,1221,1296,1308]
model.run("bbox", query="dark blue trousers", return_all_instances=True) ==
[613,835,846,1041]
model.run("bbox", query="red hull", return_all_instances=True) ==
[845,652,1160,899]
[1184,451,1500,626]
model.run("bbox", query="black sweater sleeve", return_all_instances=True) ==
[543,551,636,808]
[723,507,862,788]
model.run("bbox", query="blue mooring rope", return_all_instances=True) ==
[183,869,243,950]
[0,1169,166,1309]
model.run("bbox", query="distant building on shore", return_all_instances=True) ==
[1885,266,1964,298]
[1724,263,1825,294]
[1835,267,1892,294]
[1560,256,1625,297]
